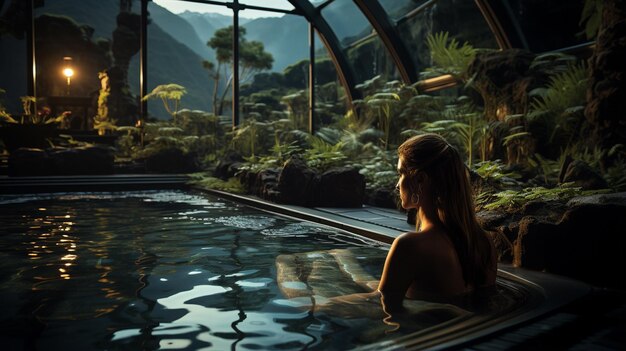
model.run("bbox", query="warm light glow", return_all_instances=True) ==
[63,68,74,78]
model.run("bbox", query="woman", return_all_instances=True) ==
[377,133,496,311]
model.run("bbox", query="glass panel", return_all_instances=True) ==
[396,0,498,78]
[321,0,372,48]
[308,0,330,7]
[0,2,28,115]
[378,0,428,21]
[239,13,310,137]
[345,33,400,85]
[153,0,230,14]
[320,0,399,85]
[144,0,217,120]
[502,0,587,52]
[313,31,348,131]
[239,0,294,11]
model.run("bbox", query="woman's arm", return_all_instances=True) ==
[377,234,417,311]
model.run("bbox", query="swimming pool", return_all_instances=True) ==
[0,190,589,350]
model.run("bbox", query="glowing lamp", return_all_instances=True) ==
[63,67,74,78]
[62,56,74,95]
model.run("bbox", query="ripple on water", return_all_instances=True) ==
[210,215,276,230]
[261,222,336,237]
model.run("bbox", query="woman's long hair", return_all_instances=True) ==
[398,133,494,287]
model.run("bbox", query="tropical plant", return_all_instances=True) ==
[527,62,587,150]
[230,118,273,159]
[472,159,522,186]
[205,26,273,116]
[424,31,477,79]
[480,183,601,211]
[142,84,187,119]
[364,92,401,151]
[189,174,246,194]
[281,90,308,131]
[304,136,347,172]
[579,0,603,40]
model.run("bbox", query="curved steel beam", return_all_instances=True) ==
[353,0,418,83]
[288,0,361,107]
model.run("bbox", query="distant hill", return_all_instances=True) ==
[243,15,310,73]
[179,11,311,73]
[178,11,252,44]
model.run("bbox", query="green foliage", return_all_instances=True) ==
[357,148,398,190]
[304,136,347,172]
[206,26,274,115]
[230,118,274,158]
[281,90,308,131]
[189,174,245,194]
[472,160,522,186]
[528,62,587,147]
[425,32,477,78]
[143,84,187,118]
[93,119,118,135]
[580,0,603,40]
[481,184,601,211]
[528,153,560,185]
[365,92,401,151]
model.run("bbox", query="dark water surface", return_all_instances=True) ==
[1,190,472,350]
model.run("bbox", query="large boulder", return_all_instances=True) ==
[48,145,114,175]
[313,166,365,207]
[480,192,626,289]
[144,148,197,173]
[8,145,114,176]
[276,156,316,206]
[8,148,51,176]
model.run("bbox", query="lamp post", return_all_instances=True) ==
[62,56,74,96]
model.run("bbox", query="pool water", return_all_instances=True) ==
[1,190,479,350]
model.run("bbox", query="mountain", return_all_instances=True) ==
[180,11,311,73]
[147,3,214,61]
[243,15,310,73]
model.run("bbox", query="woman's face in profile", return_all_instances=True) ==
[396,157,415,210]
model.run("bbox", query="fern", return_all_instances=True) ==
[528,62,588,147]
[483,184,603,211]
[425,31,477,78]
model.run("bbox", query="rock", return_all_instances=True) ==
[145,148,197,173]
[313,166,365,207]
[566,191,626,207]
[214,152,243,179]
[561,160,608,190]
[8,146,115,176]
[365,187,398,208]
[277,156,316,206]
[48,145,114,175]
[551,201,626,289]
[257,168,279,200]
[516,216,559,270]
[8,148,51,176]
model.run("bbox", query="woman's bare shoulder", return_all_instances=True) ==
[394,229,446,254]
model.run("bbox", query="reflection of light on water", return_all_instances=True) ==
[210,215,276,230]
[159,339,192,349]
[112,278,320,349]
